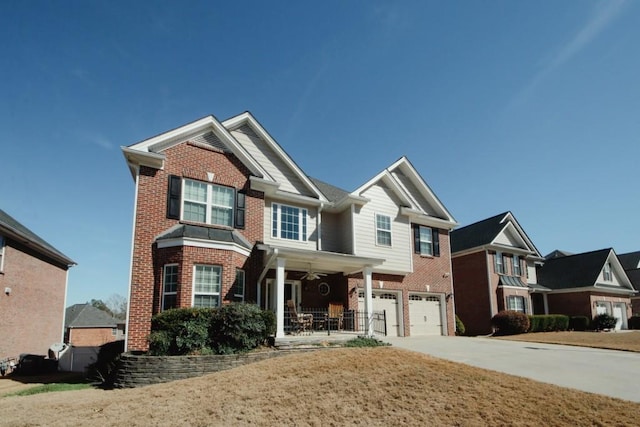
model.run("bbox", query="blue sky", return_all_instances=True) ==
[1,1,638,305]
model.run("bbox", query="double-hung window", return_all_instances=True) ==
[233,269,245,301]
[414,225,440,256]
[193,265,222,308]
[495,252,505,274]
[513,255,521,276]
[162,264,179,310]
[603,262,612,281]
[506,295,525,313]
[272,203,307,241]
[183,179,234,227]
[376,214,392,247]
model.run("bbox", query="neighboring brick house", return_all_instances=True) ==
[64,304,125,347]
[122,112,457,352]
[450,212,546,336]
[618,251,640,315]
[537,249,636,329]
[0,209,75,359]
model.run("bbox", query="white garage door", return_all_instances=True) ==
[409,294,442,336]
[613,304,626,330]
[359,291,401,337]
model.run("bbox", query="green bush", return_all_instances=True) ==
[86,340,125,387]
[528,315,569,332]
[261,309,276,339]
[455,315,466,336]
[343,336,390,347]
[149,308,214,355]
[628,316,640,330]
[592,313,618,330]
[569,316,590,331]
[209,303,270,354]
[491,310,530,336]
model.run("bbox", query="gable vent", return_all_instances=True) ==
[191,131,229,152]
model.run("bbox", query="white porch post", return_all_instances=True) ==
[543,293,549,315]
[275,257,286,339]
[363,266,374,337]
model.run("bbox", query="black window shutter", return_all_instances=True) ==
[432,228,440,257]
[414,226,421,254]
[235,191,246,229]
[167,175,181,219]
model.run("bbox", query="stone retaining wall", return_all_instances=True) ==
[114,349,314,388]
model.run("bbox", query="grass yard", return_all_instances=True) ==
[0,347,638,426]
[493,330,640,352]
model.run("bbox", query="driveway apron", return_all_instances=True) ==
[383,336,640,403]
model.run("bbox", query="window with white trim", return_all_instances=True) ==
[418,226,433,255]
[506,295,525,313]
[603,262,612,281]
[0,235,5,273]
[495,252,505,274]
[233,269,245,301]
[193,265,222,308]
[376,214,392,247]
[162,264,179,310]
[271,203,308,241]
[182,179,234,227]
[513,255,521,276]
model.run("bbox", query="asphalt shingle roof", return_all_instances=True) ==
[0,208,75,266]
[537,248,612,290]
[450,212,510,253]
[618,251,640,271]
[308,177,350,203]
[65,304,120,328]
[155,224,252,250]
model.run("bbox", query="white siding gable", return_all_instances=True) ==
[353,183,412,273]
[493,227,527,249]
[231,125,316,197]
[263,197,318,250]
[391,170,438,216]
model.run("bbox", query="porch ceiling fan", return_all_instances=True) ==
[301,265,327,281]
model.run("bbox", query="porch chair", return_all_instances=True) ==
[327,302,344,331]
[287,300,313,334]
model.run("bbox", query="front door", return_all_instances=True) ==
[266,279,302,312]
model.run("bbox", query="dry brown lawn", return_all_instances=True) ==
[1,347,638,426]
[493,330,640,352]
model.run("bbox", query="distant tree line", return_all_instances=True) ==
[89,293,127,320]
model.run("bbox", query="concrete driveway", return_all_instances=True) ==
[383,336,640,403]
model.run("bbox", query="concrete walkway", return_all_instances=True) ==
[383,336,640,403]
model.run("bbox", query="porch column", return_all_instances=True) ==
[543,293,549,315]
[363,266,374,337]
[275,257,286,339]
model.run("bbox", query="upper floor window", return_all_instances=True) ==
[193,265,222,308]
[162,264,179,310]
[0,235,4,273]
[603,262,612,281]
[233,269,245,301]
[272,203,307,241]
[414,225,440,257]
[495,252,505,274]
[376,214,392,247]
[513,255,521,276]
[183,179,234,227]
[506,295,525,313]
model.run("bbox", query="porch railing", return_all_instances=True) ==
[286,308,387,336]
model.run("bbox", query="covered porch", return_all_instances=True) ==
[255,244,384,339]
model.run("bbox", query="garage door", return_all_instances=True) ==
[359,291,401,337]
[409,294,442,336]
[613,304,626,330]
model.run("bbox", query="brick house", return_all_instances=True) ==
[537,249,636,329]
[0,209,75,359]
[64,303,125,347]
[450,212,546,336]
[618,251,640,315]
[122,112,457,352]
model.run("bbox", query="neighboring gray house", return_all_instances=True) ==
[64,303,125,347]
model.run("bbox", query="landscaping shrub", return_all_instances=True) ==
[86,340,125,387]
[628,316,640,330]
[209,303,270,355]
[261,309,276,339]
[592,313,618,331]
[455,315,466,336]
[149,308,214,355]
[569,316,590,331]
[491,310,530,335]
[343,336,390,347]
[528,314,569,332]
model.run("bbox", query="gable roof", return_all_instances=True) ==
[537,248,635,293]
[618,251,640,270]
[545,249,573,260]
[450,211,541,258]
[0,208,75,268]
[352,157,457,229]
[65,304,120,328]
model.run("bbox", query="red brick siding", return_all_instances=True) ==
[0,240,68,358]
[128,142,264,351]
[547,291,632,320]
[347,228,455,336]
[68,327,119,347]
[451,251,492,335]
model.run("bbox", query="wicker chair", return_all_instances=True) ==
[287,300,313,334]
